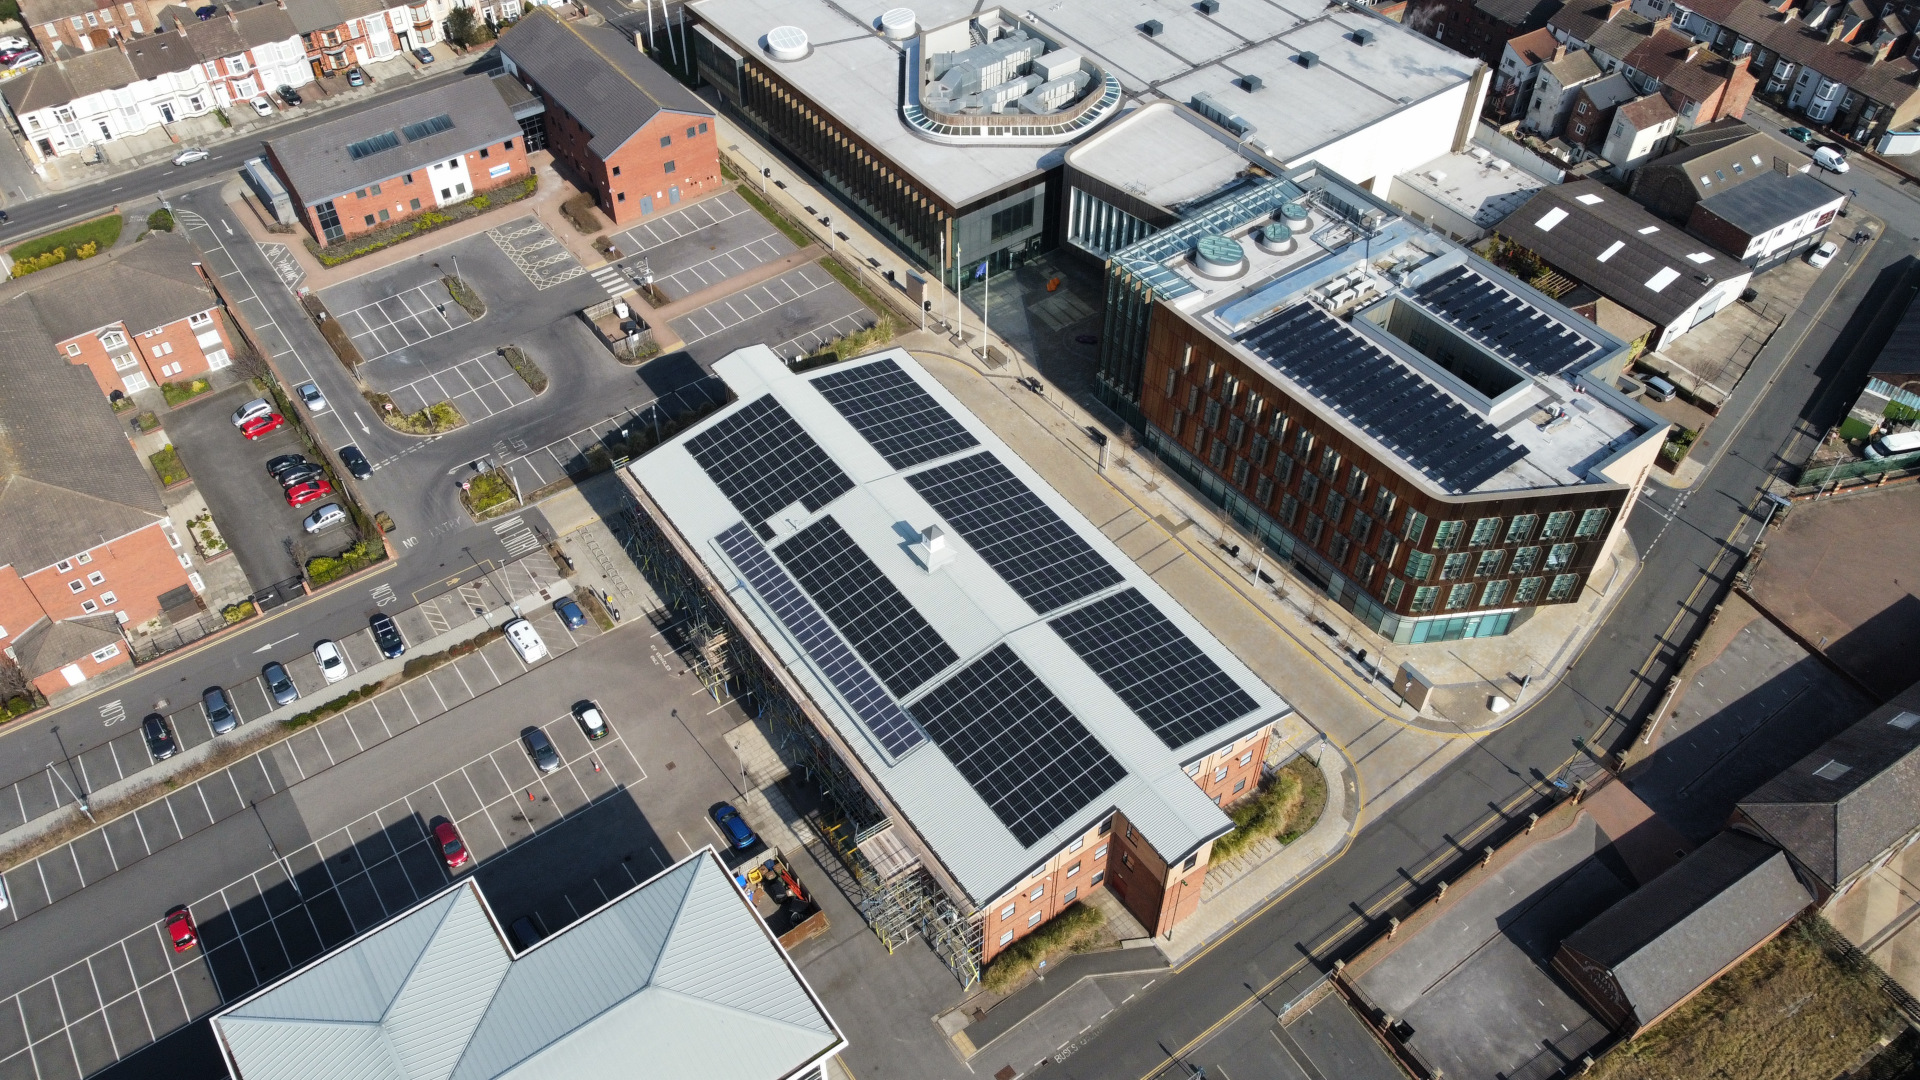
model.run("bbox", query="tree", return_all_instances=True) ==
[445,7,480,47]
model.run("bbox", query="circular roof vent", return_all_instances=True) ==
[1254,225,1296,255]
[1278,201,1312,233]
[1193,234,1246,279]
[880,7,917,39]
[766,25,810,61]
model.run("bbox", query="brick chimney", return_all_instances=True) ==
[1554,42,1569,61]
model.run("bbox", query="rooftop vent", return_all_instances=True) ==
[766,25,810,60]
[879,7,916,39]
[1141,19,1164,36]
[1254,225,1296,255]
[1352,27,1375,44]
[1278,201,1311,232]
[1297,50,1319,67]
[909,524,955,572]
[1241,73,1263,91]
[1197,0,1220,12]
[1192,234,1247,279]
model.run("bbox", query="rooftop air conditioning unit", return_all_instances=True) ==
[1197,0,1220,11]
[1352,27,1375,44]
[1298,51,1319,67]
[1142,19,1164,36]
[1242,74,1264,91]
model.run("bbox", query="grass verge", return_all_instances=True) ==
[1588,918,1904,1080]
[303,294,365,371]
[444,275,486,318]
[980,902,1105,994]
[364,391,464,435]
[575,587,618,630]
[501,345,547,393]
[160,377,212,407]
[738,184,814,247]
[818,256,899,333]
[149,445,189,486]
[461,470,518,518]
[8,213,122,264]
[1209,756,1328,863]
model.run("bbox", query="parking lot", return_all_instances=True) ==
[498,375,728,491]
[330,279,478,363]
[486,216,588,292]
[610,192,796,302]
[383,352,537,425]
[161,384,354,590]
[670,262,873,363]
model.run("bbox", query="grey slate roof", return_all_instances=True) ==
[496,8,711,159]
[214,851,842,1080]
[176,12,250,60]
[1693,169,1843,235]
[10,615,126,678]
[1736,679,1920,891]
[266,76,523,205]
[234,4,299,48]
[1,48,139,115]
[1561,830,1810,1025]
[282,0,348,34]
[1872,292,1920,377]
[0,298,168,576]
[1,230,218,341]
[125,30,202,79]
[1473,0,1562,27]
[1500,180,1743,329]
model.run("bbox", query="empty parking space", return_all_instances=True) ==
[609,194,795,302]
[332,281,476,362]
[614,191,755,252]
[670,263,873,362]
[381,352,536,425]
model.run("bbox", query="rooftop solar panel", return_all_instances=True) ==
[687,395,854,535]
[1239,305,1527,493]
[1050,588,1260,749]
[905,452,1125,613]
[716,524,926,760]
[812,358,981,469]
[1409,265,1599,377]
[775,516,959,698]
[911,644,1128,847]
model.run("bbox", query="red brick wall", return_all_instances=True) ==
[31,2,145,57]
[1191,727,1274,807]
[55,322,140,397]
[21,522,187,628]
[280,136,531,247]
[1105,812,1209,938]
[136,312,227,383]
[0,569,44,650]
[536,97,720,225]
[29,644,131,698]
[979,819,1115,964]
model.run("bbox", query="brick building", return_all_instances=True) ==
[1097,166,1667,644]
[0,231,235,398]
[168,3,309,110]
[628,346,1296,978]
[265,74,529,246]
[1405,0,1563,67]
[497,8,717,226]
[0,298,191,698]
[20,0,160,56]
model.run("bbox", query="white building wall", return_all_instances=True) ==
[426,155,475,206]
[1280,82,1479,194]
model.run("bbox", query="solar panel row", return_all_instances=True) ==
[1239,305,1528,493]
[716,524,926,759]
[905,452,1126,613]
[812,358,981,469]
[686,395,854,535]
[1410,265,1598,377]
[774,516,959,699]
[1050,588,1260,749]
[911,644,1128,847]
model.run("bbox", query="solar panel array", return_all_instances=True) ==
[716,524,925,759]
[1410,265,1600,376]
[906,452,1125,613]
[911,644,1128,846]
[687,395,854,535]
[1239,305,1528,493]
[1050,588,1260,749]
[775,516,959,698]
[812,358,981,469]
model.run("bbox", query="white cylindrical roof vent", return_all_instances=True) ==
[880,7,916,39]
[766,25,810,61]
[1192,234,1246,279]
[1254,225,1295,255]
[1279,201,1311,233]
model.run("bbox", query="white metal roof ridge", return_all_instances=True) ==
[628,345,1293,903]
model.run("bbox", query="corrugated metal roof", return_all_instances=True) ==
[216,853,840,1080]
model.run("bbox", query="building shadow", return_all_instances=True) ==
[1824,592,1920,701]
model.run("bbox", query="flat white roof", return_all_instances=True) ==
[630,347,1290,904]
[1393,150,1545,230]
[1067,101,1251,212]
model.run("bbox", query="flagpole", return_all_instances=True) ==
[954,241,963,347]
[982,258,990,363]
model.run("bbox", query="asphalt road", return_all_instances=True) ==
[1041,224,1920,1080]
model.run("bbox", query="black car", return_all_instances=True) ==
[276,84,300,105]
[202,686,238,735]
[266,454,309,480]
[371,612,406,658]
[262,661,298,706]
[521,727,560,772]
[338,445,372,479]
[277,464,325,489]
[143,713,178,761]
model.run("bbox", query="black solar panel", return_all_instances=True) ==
[716,524,925,759]
[906,452,1125,613]
[687,395,854,535]
[775,516,958,698]
[812,358,980,469]
[911,644,1127,847]
[1050,588,1260,749]
[1410,265,1599,377]
[1239,305,1528,493]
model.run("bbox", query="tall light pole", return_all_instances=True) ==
[251,801,302,899]
[49,725,91,820]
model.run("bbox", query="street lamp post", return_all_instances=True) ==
[251,801,302,899]
[465,545,511,620]
[49,726,91,820]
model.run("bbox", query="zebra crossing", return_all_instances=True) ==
[589,264,631,299]
[492,515,542,559]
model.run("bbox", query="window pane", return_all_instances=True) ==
[1548,573,1580,601]
[1541,511,1574,539]
[1575,508,1610,538]
[1469,517,1501,545]
[1505,514,1537,544]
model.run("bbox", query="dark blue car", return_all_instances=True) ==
[554,597,587,630]
[710,803,757,850]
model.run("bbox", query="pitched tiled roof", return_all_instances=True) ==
[0,231,217,341]
[1,47,138,115]
[1736,680,1920,891]
[496,8,711,159]
[178,12,249,60]
[1624,26,1707,80]
[1638,131,1784,200]
[266,75,523,204]
[18,0,99,26]
[1474,0,1563,28]
[1616,90,1678,127]
[1587,10,1660,60]
[282,0,346,35]
[1543,46,1603,83]
[234,4,298,47]
[1719,0,1920,106]
[10,615,125,678]
[125,30,201,78]
[1507,25,1562,64]
[1551,0,1630,41]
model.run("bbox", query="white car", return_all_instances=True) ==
[314,640,348,683]
[297,382,328,412]
[1808,241,1838,269]
[504,618,548,663]
[231,397,272,426]
[172,146,210,166]
[0,874,9,912]
[303,503,347,533]
[0,36,30,51]
[250,96,273,117]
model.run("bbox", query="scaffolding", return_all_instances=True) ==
[621,499,983,988]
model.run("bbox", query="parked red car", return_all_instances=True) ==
[285,479,334,507]
[434,822,469,870]
[239,413,285,440]
[166,905,198,952]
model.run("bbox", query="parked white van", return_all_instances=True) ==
[504,618,548,663]
[1814,145,1850,173]
[1865,431,1920,458]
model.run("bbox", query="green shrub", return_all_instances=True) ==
[9,213,121,264]
[147,209,176,232]
[462,470,517,516]
[1209,757,1328,863]
[444,275,485,318]
[221,601,256,623]
[135,411,160,432]
[10,247,67,277]
[980,903,1104,994]
[149,445,189,486]
[501,346,546,393]
[307,539,382,586]
[7,696,34,717]
[160,378,212,406]
[561,192,602,234]
[364,391,464,435]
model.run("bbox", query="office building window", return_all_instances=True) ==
[1404,551,1435,580]
[1410,586,1439,613]
[1480,580,1508,606]
[1000,904,1016,921]
[1432,520,1464,549]
[1548,573,1580,601]
[990,199,1035,239]
[1383,576,1405,607]
[1544,543,1576,570]
[660,134,672,146]
[664,161,676,174]
[1439,553,1469,580]
[1028,910,1043,927]
[999,930,1013,946]
[1505,514,1537,543]
[1063,887,1078,903]
[1516,577,1543,602]
[1575,508,1610,538]
[1541,510,1574,539]
[1445,583,1474,610]
[1475,550,1504,577]
[1469,517,1501,546]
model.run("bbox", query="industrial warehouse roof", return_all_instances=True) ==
[1693,170,1845,235]
[265,76,523,205]
[1066,101,1251,215]
[630,347,1289,904]
[497,8,711,159]
[1498,181,1746,331]
[213,851,842,1080]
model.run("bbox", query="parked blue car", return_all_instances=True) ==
[554,596,587,630]
[710,803,757,850]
